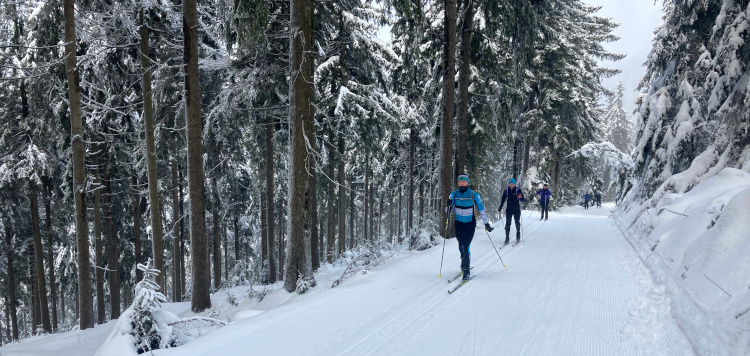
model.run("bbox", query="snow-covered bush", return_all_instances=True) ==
[96,260,178,355]
[295,273,313,294]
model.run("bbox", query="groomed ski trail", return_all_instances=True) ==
[154,205,694,356]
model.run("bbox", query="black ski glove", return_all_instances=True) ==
[485,223,493,232]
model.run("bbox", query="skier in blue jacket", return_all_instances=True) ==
[498,178,524,245]
[445,174,492,280]
[536,184,553,221]
[583,192,591,210]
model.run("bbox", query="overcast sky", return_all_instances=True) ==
[584,0,664,113]
[376,0,664,113]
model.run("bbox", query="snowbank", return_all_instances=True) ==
[616,167,750,355]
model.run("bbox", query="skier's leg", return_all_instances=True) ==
[514,210,521,241]
[505,210,512,243]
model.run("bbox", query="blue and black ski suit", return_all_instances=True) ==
[536,188,553,220]
[446,188,489,273]
[595,192,602,207]
[499,186,525,243]
[583,193,591,209]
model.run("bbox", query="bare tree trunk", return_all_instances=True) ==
[140,7,165,293]
[133,176,142,283]
[397,188,402,242]
[183,0,210,312]
[440,0,458,239]
[179,166,186,296]
[284,0,316,292]
[42,178,58,331]
[522,136,530,183]
[265,114,276,284]
[103,159,120,319]
[418,181,424,228]
[377,193,383,241]
[337,134,346,256]
[5,223,17,339]
[310,173,320,271]
[171,160,181,301]
[93,148,105,324]
[456,0,473,177]
[369,184,374,242]
[349,186,355,249]
[223,226,228,281]
[364,159,369,243]
[234,215,241,268]
[327,138,336,262]
[407,130,416,234]
[31,254,38,332]
[64,0,93,330]
[212,178,221,289]
[389,196,393,243]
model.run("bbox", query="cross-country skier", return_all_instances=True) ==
[445,174,493,281]
[498,178,524,245]
[536,184,552,221]
[595,191,602,208]
[583,192,591,210]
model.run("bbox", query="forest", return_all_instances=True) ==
[1,0,748,345]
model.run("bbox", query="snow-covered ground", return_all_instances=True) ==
[2,205,699,355]
[617,167,750,355]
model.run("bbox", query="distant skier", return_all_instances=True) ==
[595,192,602,208]
[445,174,493,281]
[583,192,591,210]
[536,184,553,221]
[498,178,524,245]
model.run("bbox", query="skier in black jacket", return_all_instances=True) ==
[498,178,525,245]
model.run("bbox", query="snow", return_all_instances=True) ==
[8,205,733,355]
[616,167,750,355]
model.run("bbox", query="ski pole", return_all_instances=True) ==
[439,218,448,277]
[521,208,525,245]
[484,228,506,268]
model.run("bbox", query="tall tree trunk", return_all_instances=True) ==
[284,0,316,292]
[337,134,346,256]
[103,159,120,319]
[171,160,181,301]
[349,186,355,249]
[179,166,186,296]
[265,117,276,285]
[31,252,38,332]
[183,0,210,312]
[377,193,383,241]
[133,176,142,283]
[5,223,17,340]
[140,8,165,292]
[310,173,320,271]
[456,0,473,177]
[407,130,416,234]
[234,215,240,269]
[363,159,369,243]
[42,177,58,331]
[369,183,374,243]
[93,148,105,324]
[327,139,335,262]
[212,178,221,289]
[59,281,65,328]
[440,0,457,239]
[389,196,393,243]
[418,181,424,228]
[64,0,93,330]
[223,226,228,281]
[522,136,530,183]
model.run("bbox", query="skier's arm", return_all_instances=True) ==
[445,191,455,213]
[473,193,490,226]
[518,188,525,202]
[498,190,507,211]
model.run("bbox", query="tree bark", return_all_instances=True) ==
[284,0,316,292]
[349,185,355,249]
[440,0,458,239]
[310,172,320,271]
[171,160,181,301]
[212,178,221,289]
[369,183,374,243]
[103,157,120,319]
[64,0,93,330]
[337,134,346,256]
[407,130,416,234]
[42,177,58,331]
[326,137,335,263]
[179,166,186,296]
[93,147,105,324]
[140,8,165,293]
[5,223,17,340]
[133,176,142,284]
[364,158,369,243]
[183,0,211,312]
[265,114,276,284]
[456,0,473,177]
